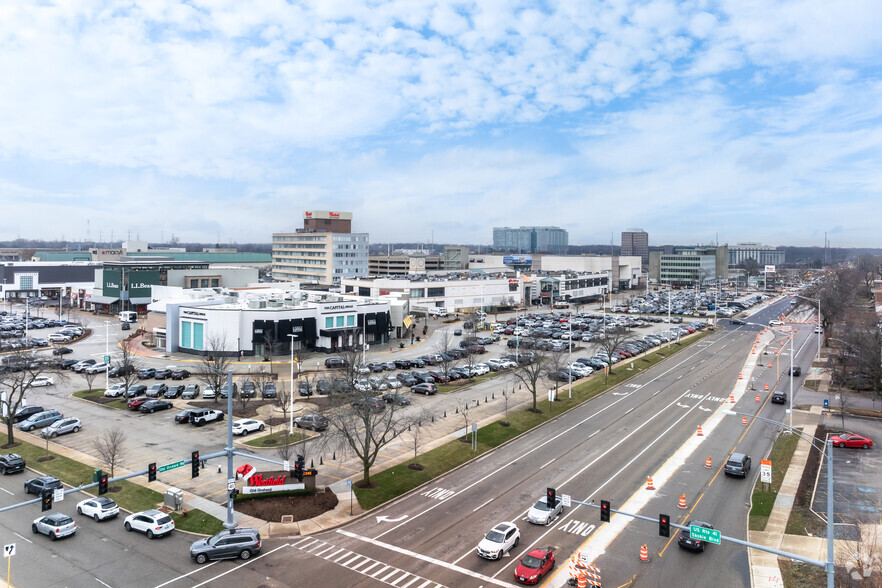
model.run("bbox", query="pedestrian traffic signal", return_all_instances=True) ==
[600,500,610,522]
[546,487,556,508]
[191,451,200,478]
[98,474,108,495]
[148,462,157,482]
[229,488,239,501]
[41,489,53,512]
[659,513,671,537]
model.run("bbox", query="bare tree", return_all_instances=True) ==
[93,426,127,478]
[456,398,474,441]
[197,334,234,404]
[836,523,882,586]
[116,338,142,395]
[0,353,64,446]
[461,346,481,381]
[508,351,548,411]
[263,330,279,363]
[274,384,293,429]
[81,368,99,392]
[545,349,570,400]
[500,388,513,425]
[434,330,458,378]
[275,429,295,464]
[322,384,413,486]
[404,409,432,468]
[592,328,634,376]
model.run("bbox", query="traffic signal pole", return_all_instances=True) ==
[224,370,237,530]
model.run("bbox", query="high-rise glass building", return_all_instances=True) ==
[621,229,649,268]
[492,226,568,254]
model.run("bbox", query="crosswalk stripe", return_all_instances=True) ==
[370,565,391,578]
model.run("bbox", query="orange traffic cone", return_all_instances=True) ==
[755,394,760,402]
[646,477,655,490]
[578,575,587,588]
[768,361,772,367]
[696,425,703,436]
[738,372,743,380]
[639,544,649,561]
[729,394,735,403]
[742,416,748,425]
[751,347,756,354]
[774,347,778,354]
[764,383,769,391]
[678,494,687,509]
[705,456,712,468]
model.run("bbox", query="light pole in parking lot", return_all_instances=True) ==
[722,409,834,588]
[104,320,112,392]
[567,320,573,398]
[288,333,297,433]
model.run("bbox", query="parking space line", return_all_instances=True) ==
[12,532,32,544]
[0,488,14,496]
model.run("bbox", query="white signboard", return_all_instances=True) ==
[53,488,64,502]
[227,479,236,491]
[3,544,15,558]
[242,483,305,495]
[561,494,572,507]
[760,459,772,484]
[764,265,776,273]
[283,460,290,472]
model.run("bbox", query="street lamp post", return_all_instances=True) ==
[722,410,834,588]
[287,334,297,434]
[567,320,573,399]
[104,321,111,392]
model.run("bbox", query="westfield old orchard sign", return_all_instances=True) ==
[240,468,304,495]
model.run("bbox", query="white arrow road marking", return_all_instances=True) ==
[375,515,409,523]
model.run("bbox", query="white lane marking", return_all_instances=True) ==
[473,497,494,512]
[95,579,112,588]
[12,532,32,544]
[0,488,14,495]
[189,543,290,588]
[337,529,515,588]
[153,560,220,588]
[375,329,730,543]
[540,458,556,469]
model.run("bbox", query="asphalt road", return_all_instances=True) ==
[193,297,806,587]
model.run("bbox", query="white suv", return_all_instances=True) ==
[124,509,175,539]
[476,522,520,560]
[104,383,125,397]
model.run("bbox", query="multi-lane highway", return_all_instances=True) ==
[188,296,819,587]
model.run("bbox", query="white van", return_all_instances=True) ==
[119,311,137,323]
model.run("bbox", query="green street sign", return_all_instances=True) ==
[104,355,110,363]
[158,460,187,473]
[690,525,721,545]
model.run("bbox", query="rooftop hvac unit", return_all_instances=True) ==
[267,300,282,308]
[247,300,261,309]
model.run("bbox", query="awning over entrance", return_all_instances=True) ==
[129,297,152,305]
[88,296,119,305]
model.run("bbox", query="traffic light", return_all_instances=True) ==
[659,513,671,537]
[41,489,53,512]
[293,461,303,482]
[296,454,305,469]
[229,488,239,501]
[546,487,556,508]
[191,451,200,478]
[98,474,108,495]
[148,462,157,482]
[600,500,610,522]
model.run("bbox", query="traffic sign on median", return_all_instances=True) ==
[561,494,571,507]
[690,524,721,545]
[158,460,187,473]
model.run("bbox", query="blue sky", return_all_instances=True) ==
[1,0,881,248]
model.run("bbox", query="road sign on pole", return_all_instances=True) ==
[760,459,772,484]
[53,488,64,502]
[158,459,187,473]
[561,494,572,507]
[104,355,110,363]
[227,479,235,491]
[690,524,721,545]
[2,544,14,558]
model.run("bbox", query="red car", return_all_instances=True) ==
[514,548,554,585]
[126,396,149,411]
[831,433,873,449]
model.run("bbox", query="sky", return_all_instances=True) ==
[1,1,881,249]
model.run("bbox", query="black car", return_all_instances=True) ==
[52,347,73,356]
[293,413,329,431]
[729,319,746,326]
[324,357,347,369]
[57,358,79,370]
[790,366,801,377]
[125,384,148,398]
[108,364,135,377]
[153,369,172,380]
[262,382,277,398]
[393,359,411,369]
[164,385,185,399]
[771,390,787,404]
[25,476,62,495]
[298,381,313,397]
[678,520,715,552]
[0,453,26,474]
[397,373,418,386]
[171,369,191,380]
[351,397,386,413]
[381,393,411,406]
[240,382,257,398]
[137,367,156,379]
[411,372,435,384]
[11,405,45,424]
[140,400,173,413]
[175,409,196,424]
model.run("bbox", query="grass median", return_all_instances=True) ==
[73,388,128,410]
[0,433,223,535]
[749,429,801,531]
[354,332,710,510]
